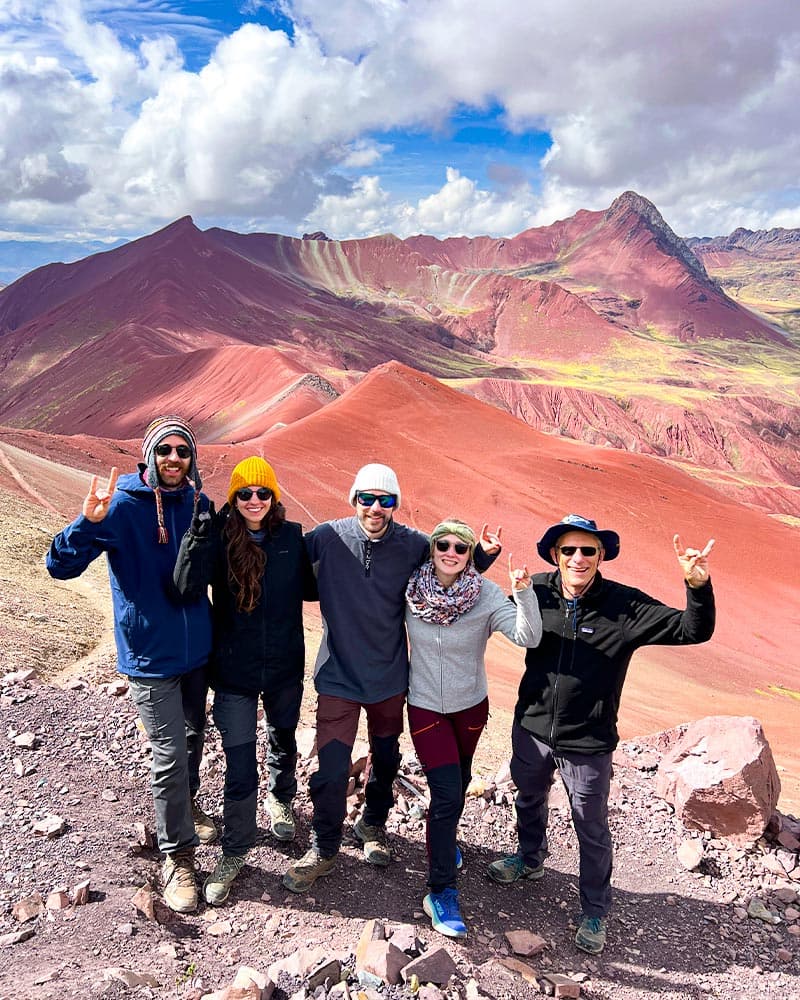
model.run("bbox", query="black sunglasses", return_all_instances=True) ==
[435,539,470,555]
[236,487,272,501]
[356,492,397,509]
[558,545,599,557]
[154,443,192,459]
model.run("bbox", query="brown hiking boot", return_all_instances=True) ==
[353,816,391,867]
[162,849,198,913]
[192,800,218,844]
[282,848,337,893]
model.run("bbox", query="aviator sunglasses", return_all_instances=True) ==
[154,443,192,459]
[356,492,397,509]
[435,539,470,555]
[558,545,599,557]
[236,487,272,501]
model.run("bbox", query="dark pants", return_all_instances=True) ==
[409,698,489,893]
[128,665,208,854]
[510,721,613,918]
[212,679,303,856]
[310,692,405,856]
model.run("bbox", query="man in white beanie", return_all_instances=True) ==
[284,464,500,892]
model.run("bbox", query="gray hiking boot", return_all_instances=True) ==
[266,793,296,841]
[487,852,545,885]
[203,854,246,906]
[575,914,607,954]
[353,816,391,867]
[282,848,338,893]
[162,849,198,913]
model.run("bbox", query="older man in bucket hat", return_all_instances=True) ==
[47,416,215,914]
[487,514,715,956]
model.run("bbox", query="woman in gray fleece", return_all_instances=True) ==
[405,519,542,939]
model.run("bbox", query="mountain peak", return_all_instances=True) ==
[606,190,710,284]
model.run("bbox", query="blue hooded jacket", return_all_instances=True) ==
[47,470,212,679]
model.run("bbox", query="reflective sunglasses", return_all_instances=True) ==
[558,545,599,557]
[154,443,192,459]
[435,539,470,555]
[356,492,397,509]
[236,487,272,501]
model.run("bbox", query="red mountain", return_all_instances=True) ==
[0,193,797,516]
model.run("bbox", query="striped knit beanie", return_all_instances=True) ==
[141,415,201,543]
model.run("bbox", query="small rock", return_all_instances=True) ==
[0,928,35,946]
[103,967,160,988]
[132,885,156,920]
[46,890,70,910]
[72,879,91,905]
[747,898,781,924]
[207,920,233,936]
[401,948,459,985]
[497,957,539,985]
[677,838,704,870]
[32,815,66,839]
[504,929,547,956]
[12,893,44,923]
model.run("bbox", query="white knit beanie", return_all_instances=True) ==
[349,463,401,508]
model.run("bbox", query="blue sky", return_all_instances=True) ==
[0,1,799,283]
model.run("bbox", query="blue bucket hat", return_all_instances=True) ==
[537,514,620,565]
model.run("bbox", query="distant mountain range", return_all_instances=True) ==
[0,191,798,516]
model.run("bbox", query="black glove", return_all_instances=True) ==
[191,500,215,537]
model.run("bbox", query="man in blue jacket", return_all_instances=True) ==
[47,415,214,913]
[487,514,715,956]
[283,463,501,893]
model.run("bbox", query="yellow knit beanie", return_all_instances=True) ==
[228,457,281,506]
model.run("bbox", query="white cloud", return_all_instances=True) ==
[306,167,539,239]
[0,0,799,245]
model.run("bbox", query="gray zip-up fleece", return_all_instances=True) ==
[406,581,542,714]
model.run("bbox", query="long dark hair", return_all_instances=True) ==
[224,499,286,613]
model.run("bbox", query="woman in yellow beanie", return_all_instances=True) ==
[174,456,317,906]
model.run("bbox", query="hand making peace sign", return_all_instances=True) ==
[82,467,119,523]
[673,534,715,588]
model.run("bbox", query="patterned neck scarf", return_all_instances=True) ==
[406,560,483,626]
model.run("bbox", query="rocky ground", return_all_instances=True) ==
[1,486,799,1000]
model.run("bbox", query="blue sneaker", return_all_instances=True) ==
[423,888,467,938]
[455,846,463,871]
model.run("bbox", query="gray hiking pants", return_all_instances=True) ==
[510,721,613,918]
[128,665,208,854]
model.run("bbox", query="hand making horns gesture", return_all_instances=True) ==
[82,467,119,523]
[479,523,503,556]
[508,553,532,591]
[673,534,715,588]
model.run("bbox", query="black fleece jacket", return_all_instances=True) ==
[174,507,317,694]
[515,570,715,754]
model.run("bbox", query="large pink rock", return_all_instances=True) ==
[655,716,780,846]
